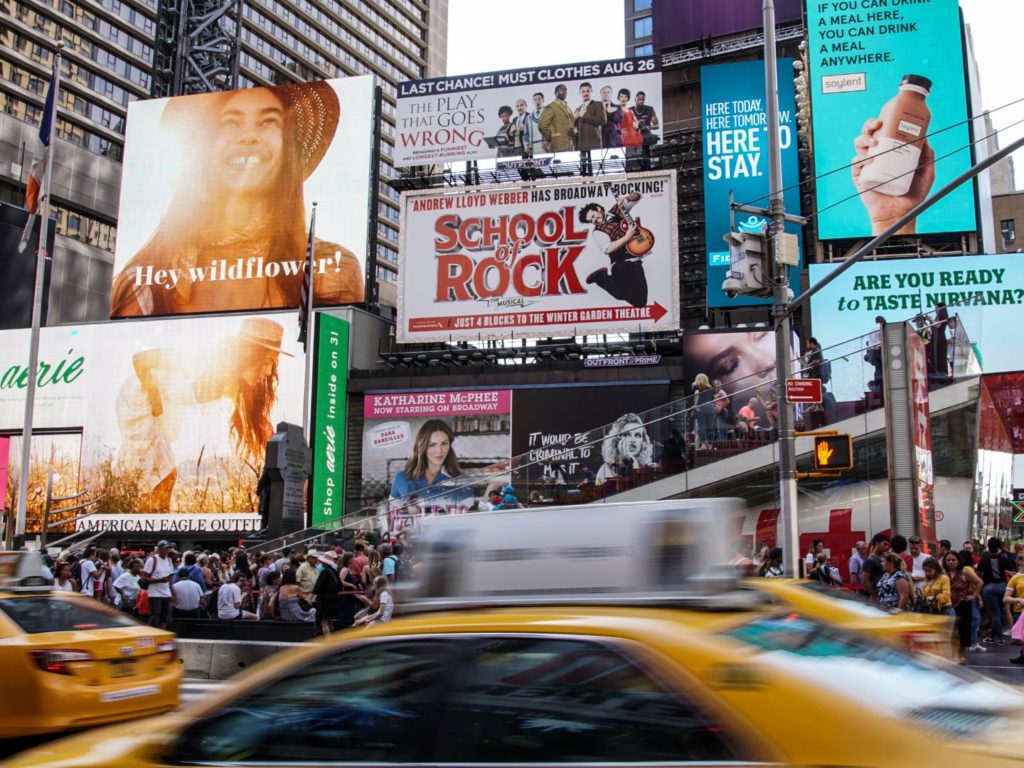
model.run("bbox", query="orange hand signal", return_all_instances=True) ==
[816,439,835,466]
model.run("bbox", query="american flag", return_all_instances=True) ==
[297,221,315,351]
[18,74,56,253]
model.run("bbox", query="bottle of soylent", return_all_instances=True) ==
[859,74,932,196]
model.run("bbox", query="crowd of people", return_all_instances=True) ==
[44,532,413,636]
[743,533,1024,664]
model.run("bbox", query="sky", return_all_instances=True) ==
[446,0,1024,190]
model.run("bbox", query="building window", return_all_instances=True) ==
[633,0,652,10]
[1002,219,1016,244]
[633,17,652,39]
[634,44,653,56]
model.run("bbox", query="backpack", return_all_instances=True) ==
[384,555,402,582]
[819,359,832,384]
[70,559,83,585]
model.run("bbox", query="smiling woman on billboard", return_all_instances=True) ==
[110,81,364,317]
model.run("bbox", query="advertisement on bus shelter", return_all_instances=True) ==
[395,57,663,167]
[397,171,679,342]
[0,313,304,534]
[109,77,375,319]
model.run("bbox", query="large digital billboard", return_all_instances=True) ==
[359,389,513,519]
[652,0,803,52]
[808,254,1024,400]
[110,78,375,319]
[701,59,802,307]
[395,57,663,167]
[397,172,679,342]
[807,0,975,240]
[0,313,304,533]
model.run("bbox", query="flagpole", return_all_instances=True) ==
[13,42,61,546]
[301,202,317,447]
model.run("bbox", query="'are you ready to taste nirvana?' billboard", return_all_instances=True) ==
[0,313,305,534]
[110,77,376,319]
[807,0,975,240]
[397,172,679,343]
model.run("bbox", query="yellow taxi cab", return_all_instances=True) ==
[5,602,1024,768]
[745,577,954,656]
[7,499,1024,768]
[0,551,181,737]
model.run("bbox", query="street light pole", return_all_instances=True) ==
[763,0,801,576]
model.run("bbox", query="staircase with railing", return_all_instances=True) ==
[250,314,981,556]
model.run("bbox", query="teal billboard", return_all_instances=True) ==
[807,0,975,240]
[311,313,349,527]
[701,58,802,307]
[809,254,1024,400]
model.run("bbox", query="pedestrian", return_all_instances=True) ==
[217,572,257,620]
[759,547,784,578]
[112,558,142,612]
[977,537,1013,645]
[141,540,176,629]
[172,566,204,620]
[1004,557,1024,664]
[313,551,342,636]
[918,557,952,615]
[274,569,316,622]
[259,571,282,620]
[875,554,911,610]
[861,533,890,600]
[354,576,394,626]
[946,550,983,663]
[848,540,868,585]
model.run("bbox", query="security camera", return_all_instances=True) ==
[721,275,745,299]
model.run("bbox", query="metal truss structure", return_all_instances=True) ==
[151,0,242,98]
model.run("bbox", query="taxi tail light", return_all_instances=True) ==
[30,649,92,675]
[157,640,178,661]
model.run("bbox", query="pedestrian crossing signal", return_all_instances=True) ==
[813,434,853,471]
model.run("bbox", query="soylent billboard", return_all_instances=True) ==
[701,59,802,307]
[397,172,679,342]
[110,78,375,318]
[395,57,663,167]
[807,0,975,240]
[808,254,1024,399]
[0,313,304,533]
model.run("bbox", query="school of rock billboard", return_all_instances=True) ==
[0,313,304,534]
[397,171,679,342]
[109,77,375,319]
[359,389,513,514]
[807,0,975,240]
[395,57,663,167]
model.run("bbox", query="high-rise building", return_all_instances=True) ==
[0,0,448,322]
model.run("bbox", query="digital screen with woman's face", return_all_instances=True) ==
[683,331,778,397]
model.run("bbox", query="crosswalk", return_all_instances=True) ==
[178,678,225,708]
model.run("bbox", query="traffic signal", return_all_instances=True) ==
[813,434,853,471]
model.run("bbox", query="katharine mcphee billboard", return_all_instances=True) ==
[109,78,375,319]
[396,171,680,343]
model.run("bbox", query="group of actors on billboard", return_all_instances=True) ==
[491,82,660,158]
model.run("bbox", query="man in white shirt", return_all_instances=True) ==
[217,572,257,620]
[908,535,929,589]
[78,548,105,599]
[172,566,204,619]
[113,558,142,612]
[142,540,176,629]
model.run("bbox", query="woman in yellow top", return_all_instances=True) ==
[919,557,952,616]
[1004,556,1024,664]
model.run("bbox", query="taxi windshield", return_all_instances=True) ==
[724,615,1024,739]
[0,596,139,633]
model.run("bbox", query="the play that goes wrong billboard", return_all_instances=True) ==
[395,57,663,167]
[807,0,975,240]
[110,78,375,319]
[397,172,679,342]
